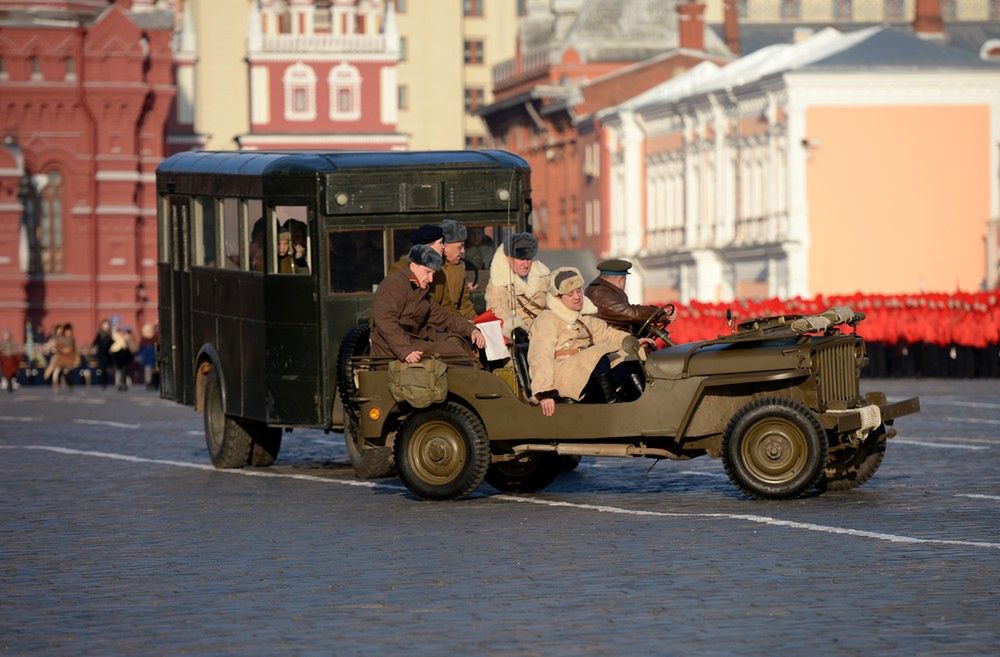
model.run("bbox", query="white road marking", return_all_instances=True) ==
[73,419,141,430]
[186,430,202,436]
[678,470,728,479]
[943,416,1000,426]
[0,416,39,422]
[2,443,998,551]
[956,494,1000,501]
[892,439,989,451]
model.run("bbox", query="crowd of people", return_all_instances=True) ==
[0,318,160,393]
[667,292,1000,378]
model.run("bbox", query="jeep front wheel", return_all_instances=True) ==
[722,397,827,499]
[823,425,887,492]
[344,408,395,478]
[394,402,489,500]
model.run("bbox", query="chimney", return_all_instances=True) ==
[723,0,741,55]
[913,0,945,39]
[677,2,705,52]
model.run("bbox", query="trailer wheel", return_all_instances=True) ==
[203,368,252,469]
[394,402,489,500]
[248,422,283,467]
[722,397,827,499]
[485,453,561,493]
[823,425,887,492]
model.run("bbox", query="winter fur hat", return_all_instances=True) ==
[413,224,444,245]
[441,219,467,244]
[408,244,443,271]
[504,232,538,260]
[548,266,585,296]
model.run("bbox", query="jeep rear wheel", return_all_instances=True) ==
[344,408,395,478]
[395,402,489,500]
[203,368,252,469]
[722,397,827,499]
[823,425,887,492]
[485,453,561,493]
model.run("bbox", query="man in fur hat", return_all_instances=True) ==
[371,244,485,363]
[388,224,455,311]
[436,218,477,319]
[485,232,550,338]
[527,266,651,416]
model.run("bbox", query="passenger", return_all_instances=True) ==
[464,226,495,270]
[287,218,309,273]
[276,227,294,273]
[528,267,651,417]
[388,224,456,311]
[249,218,265,272]
[585,259,675,333]
[438,219,477,319]
[484,232,549,339]
[371,244,486,363]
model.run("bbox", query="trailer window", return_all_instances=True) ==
[192,197,218,267]
[220,198,241,270]
[329,229,385,293]
[271,205,310,274]
[248,200,265,272]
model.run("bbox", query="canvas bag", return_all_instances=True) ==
[388,358,448,408]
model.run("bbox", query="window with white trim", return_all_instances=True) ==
[329,63,361,121]
[283,63,317,121]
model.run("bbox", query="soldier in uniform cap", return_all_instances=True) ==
[370,243,485,363]
[485,232,550,338]
[436,218,477,319]
[585,259,675,333]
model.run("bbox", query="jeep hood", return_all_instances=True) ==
[646,337,810,380]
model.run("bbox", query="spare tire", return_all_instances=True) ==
[336,324,395,478]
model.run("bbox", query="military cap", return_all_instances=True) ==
[504,232,538,260]
[413,224,444,245]
[440,218,467,244]
[598,259,633,276]
[548,266,585,296]
[408,244,443,271]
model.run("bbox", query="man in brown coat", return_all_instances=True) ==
[437,218,477,319]
[371,244,485,363]
[584,259,675,332]
[388,224,455,312]
[528,267,650,416]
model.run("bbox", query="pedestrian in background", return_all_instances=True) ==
[90,319,113,388]
[109,323,135,391]
[136,323,159,390]
[0,329,20,393]
[50,323,78,391]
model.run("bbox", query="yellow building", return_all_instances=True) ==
[393,0,519,150]
[174,0,519,151]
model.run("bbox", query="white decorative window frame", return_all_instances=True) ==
[283,62,317,121]
[329,62,361,121]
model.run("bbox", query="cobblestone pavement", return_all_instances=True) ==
[1,379,997,656]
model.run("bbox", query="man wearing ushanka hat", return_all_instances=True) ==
[371,243,485,363]
[527,266,651,416]
[484,232,550,338]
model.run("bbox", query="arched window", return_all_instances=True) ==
[37,170,64,273]
[283,62,316,121]
[328,63,361,121]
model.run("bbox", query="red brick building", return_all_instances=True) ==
[0,0,175,340]
[480,0,734,253]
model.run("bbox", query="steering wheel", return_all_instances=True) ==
[636,306,673,343]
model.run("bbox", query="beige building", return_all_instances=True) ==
[393,0,519,150]
[701,0,999,23]
[174,0,518,152]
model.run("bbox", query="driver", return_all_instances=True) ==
[584,259,675,333]
[528,267,651,417]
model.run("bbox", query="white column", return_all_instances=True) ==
[621,110,645,257]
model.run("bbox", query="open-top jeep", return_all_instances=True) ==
[341,307,920,500]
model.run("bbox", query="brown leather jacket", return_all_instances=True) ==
[584,277,660,332]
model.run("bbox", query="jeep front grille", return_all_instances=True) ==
[813,341,860,407]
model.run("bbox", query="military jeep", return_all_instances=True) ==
[340,307,920,500]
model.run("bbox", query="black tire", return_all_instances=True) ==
[823,425,887,492]
[722,397,827,499]
[336,324,370,407]
[248,421,283,467]
[485,452,561,493]
[203,368,252,469]
[557,454,582,472]
[344,408,395,478]
[394,402,489,500]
